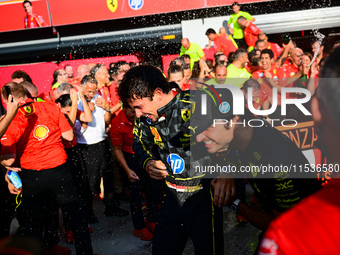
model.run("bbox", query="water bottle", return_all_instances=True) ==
[7,170,22,189]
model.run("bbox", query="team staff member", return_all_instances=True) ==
[51,69,68,90]
[237,16,262,51]
[0,83,93,255]
[252,49,286,112]
[119,66,234,255]
[226,49,252,87]
[55,89,96,242]
[205,63,227,85]
[206,28,238,59]
[76,75,128,217]
[111,106,161,241]
[180,38,205,71]
[258,33,283,61]
[258,43,340,255]
[23,0,47,28]
[186,87,321,231]
[91,64,122,115]
[227,2,255,49]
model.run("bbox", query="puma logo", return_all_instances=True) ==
[188,126,198,134]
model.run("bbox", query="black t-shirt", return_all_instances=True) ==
[238,123,321,212]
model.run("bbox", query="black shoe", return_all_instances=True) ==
[104,207,129,217]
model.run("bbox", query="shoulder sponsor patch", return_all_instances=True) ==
[19,104,35,116]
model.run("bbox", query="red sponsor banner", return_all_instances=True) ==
[0,0,273,33]
[0,0,51,33]
[48,0,206,26]
[49,0,274,27]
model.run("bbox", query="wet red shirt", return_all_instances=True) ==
[110,110,134,154]
[62,110,82,149]
[1,99,71,170]
[267,42,283,60]
[214,34,238,57]
[98,85,112,107]
[252,65,287,105]
[244,23,262,48]
[109,81,122,116]
[259,177,340,255]
[250,89,268,110]
[38,90,56,103]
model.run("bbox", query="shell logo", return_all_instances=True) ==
[33,125,49,141]
[150,127,161,141]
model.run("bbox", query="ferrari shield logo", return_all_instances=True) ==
[181,109,191,122]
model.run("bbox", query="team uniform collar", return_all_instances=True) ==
[155,89,183,124]
[18,98,34,108]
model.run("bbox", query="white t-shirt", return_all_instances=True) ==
[75,95,107,145]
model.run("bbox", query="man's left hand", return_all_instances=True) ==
[211,174,236,207]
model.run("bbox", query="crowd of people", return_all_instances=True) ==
[1,1,340,255]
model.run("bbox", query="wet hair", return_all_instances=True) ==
[248,49,259,60]
[261,49,274,59]
[170,57,185,68]
[205,28,216,36]
[237,16,246,22]
[255,39,265,48]
[182,63,191,71]
[180,54,191,61]
[55,94,72,108]
[168,64,184,78]
[213,63,227,73]
[242,78,261,91]
[52,69,63,86]
[228,52,235,63]
[11,70,33,83]
[118,65,171,107]
[57,83,73,94]
[215,52,227,65]
[90,64,105,77]
[64,65,72,70]
[23,0,32,6]
[20,81,38,98]
[233,49,247,61]
[303,52,313,61]
[81,75,97,86]
[1,82,27,100]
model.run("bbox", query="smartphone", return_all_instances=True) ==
[4,85,13,102]
[283,33,291,45]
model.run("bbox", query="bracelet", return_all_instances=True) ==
[146,160,154,173]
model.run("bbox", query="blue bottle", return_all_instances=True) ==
[7,170,22,189]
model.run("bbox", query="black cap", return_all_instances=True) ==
[181,87,235,135]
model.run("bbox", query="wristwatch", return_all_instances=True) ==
[231,199,241,214]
